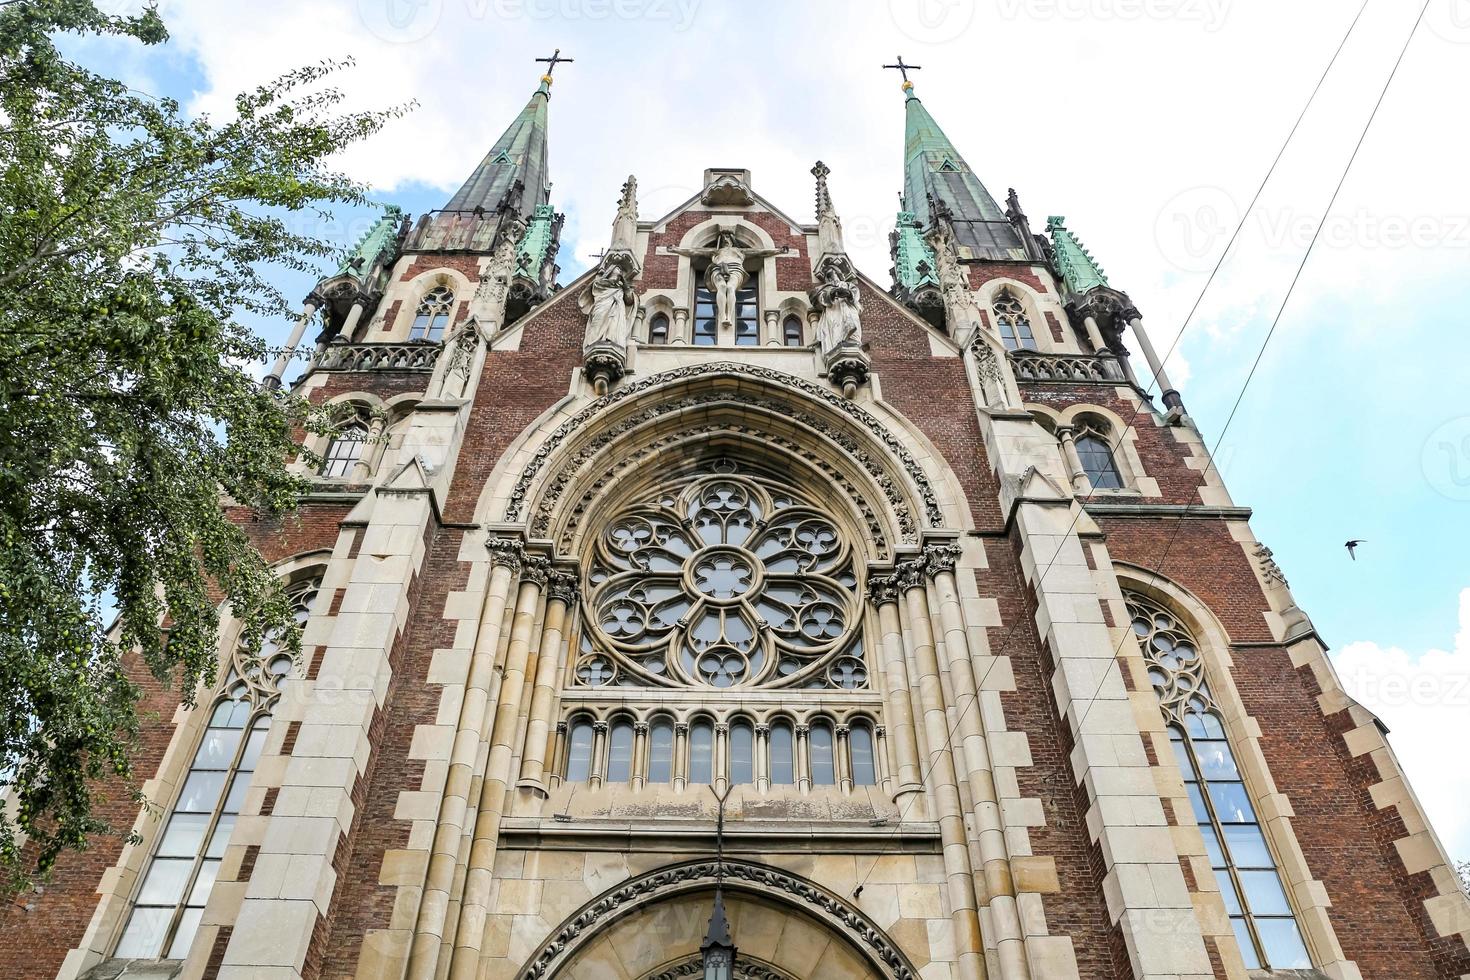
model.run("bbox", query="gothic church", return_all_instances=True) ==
[11,62,1470,980]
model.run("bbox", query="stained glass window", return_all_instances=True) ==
[1127,591,1311,971]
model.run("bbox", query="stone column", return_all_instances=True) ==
[588,722,608,790]
[925,542,1031,980]
[1055,425,1088,495]
[763,309,780,345]
[631,723,649,791]
[673,723,689,792]
[1127,314,1182,409]
[1081,314,1107,354]
[517,570,578,794]
[874,725,893,796]
[549,722,568,789]
[835,725,853,793]
[350,415,387,484]
[897,555,986,980]
[868,574,923,799]
[263,295,321,388]
[713,723,729,796]
[671,306,690,345]
[339,294,368,342]
[406,538,522,979]
[443,557,549,980]
[795,725,811,793]
[754,724,770,792]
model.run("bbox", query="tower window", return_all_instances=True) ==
[115,576,317,961]
[1127,592,1312,971]
[1075,429,1123,489]
[693,281,758,346]
[410,284,455,342]
[319,422,367,478]
[993,291,1037,351]
[648,312,670,344]
[782,315,804,347]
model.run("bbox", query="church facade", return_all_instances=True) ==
[11,66,1470,980]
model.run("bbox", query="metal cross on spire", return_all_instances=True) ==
[882,56,922,84]
[535,48,574,77]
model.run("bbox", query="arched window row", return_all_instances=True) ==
[115,573,322,961]
[1125,590,1311,972]
[640,307,809,346]
[559,711,885,794]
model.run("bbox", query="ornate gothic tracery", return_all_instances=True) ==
[575,465,864,690]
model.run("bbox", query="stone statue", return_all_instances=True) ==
[809,257,863,358]
[672,229,787,327]
[584,251,639,347]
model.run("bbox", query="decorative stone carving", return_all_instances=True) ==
[700,172,755,207]
[1253,543,1289,588]
[672,228,787,328]
[546,570,580,605]
[923,541,961,578]
[894,557,927,592]
[486,536,525,571]
[865,574,899,606]
[581,344,628,397]
[520,555,551,588]
[518,860,917,980]
[505,361,943,534]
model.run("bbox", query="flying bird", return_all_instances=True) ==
[1345,539,1366,560]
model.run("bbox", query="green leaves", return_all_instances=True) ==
[0,1,405,892]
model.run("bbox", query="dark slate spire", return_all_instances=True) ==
[444,75,552,216]
[895,77,1025,273]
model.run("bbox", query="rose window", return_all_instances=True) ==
[576,469,863,689]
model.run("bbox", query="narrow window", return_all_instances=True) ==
[782,314,803,347]
[734,281,759,346]
[689,720,714,784]
[319,423,366,478]
[1076,430,1123,489]
[648,312,670,345]
[605,721,635,784]
[993,291,1037,351]
[1128,592,1311,971]
[115,577,316,960]
[849,723,877,787]
[565,720,594,783]
[809,722,836,786]
[769,722,795,786]
[693,285,718,346]
[410,284,455,342]
[647,721,674,784]
[729,722,754,785]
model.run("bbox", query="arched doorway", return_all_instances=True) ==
[518,860,918,980]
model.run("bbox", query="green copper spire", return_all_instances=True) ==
[444,75,553,216]
[337,205,403,277]
[1045,215,1109,295]
[891,77,1024,293]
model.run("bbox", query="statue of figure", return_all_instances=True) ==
[584,251,639,347]
[672,229,788,327]
[610,175,639,254]
[810,258,863,357]
[930,227,982,335]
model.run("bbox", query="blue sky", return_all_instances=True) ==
[83,0,1469,860]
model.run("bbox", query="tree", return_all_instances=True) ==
[0,0,404,891]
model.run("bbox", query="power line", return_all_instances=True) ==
[850,0,1401,898]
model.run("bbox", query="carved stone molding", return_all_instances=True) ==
[700,173,755,207]
[487,536,525,571]
[642,958,794,980]
[582,341,628,396]
[923,542,961,578]
[864,574,899,606]
[504,361,942,537]
[520,555,551,588]
[546,570,580,605]
[894,558,927,593]
[515,861,919,980]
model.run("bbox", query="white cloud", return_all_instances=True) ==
[1334,587,1470,864]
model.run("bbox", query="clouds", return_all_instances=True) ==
[1334,587,1470,863]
